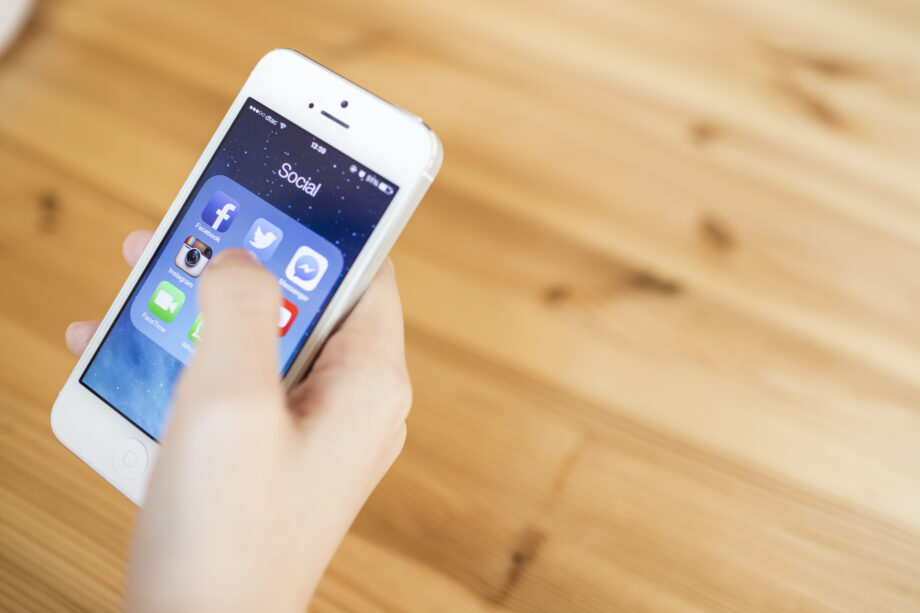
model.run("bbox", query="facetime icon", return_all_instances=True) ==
[148,281,185,323]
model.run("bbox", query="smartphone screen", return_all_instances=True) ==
[80,98,399,440]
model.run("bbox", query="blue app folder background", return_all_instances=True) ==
[129,175,344,368]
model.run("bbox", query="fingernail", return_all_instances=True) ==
[211,248,260,268]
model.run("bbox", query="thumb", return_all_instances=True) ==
[182,249,281,406]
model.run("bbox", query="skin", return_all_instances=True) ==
[65,230,411,612]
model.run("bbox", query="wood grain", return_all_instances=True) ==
[2,0,920,610]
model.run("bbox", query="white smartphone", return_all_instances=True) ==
[51,49,442,505]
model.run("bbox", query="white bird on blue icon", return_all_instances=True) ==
[249,225,278,249]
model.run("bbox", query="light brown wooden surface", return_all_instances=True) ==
[2,0,920,610]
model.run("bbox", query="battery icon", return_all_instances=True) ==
[378,182,394,195]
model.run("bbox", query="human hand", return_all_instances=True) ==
[66,230,412,612]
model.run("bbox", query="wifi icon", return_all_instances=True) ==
[280,122,287,130]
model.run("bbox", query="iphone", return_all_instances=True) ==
[51,49,442,504]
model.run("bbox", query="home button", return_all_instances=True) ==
[112,439,148,479]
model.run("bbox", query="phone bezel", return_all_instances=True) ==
[51,49,442,504]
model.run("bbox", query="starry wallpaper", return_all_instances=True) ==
[81,98,398,440]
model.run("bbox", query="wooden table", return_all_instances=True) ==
[2,0,920,610]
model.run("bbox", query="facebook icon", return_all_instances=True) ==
[201,191,239,232]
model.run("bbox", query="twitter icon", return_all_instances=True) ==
[244,218,283,261]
